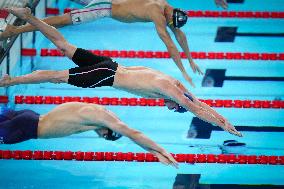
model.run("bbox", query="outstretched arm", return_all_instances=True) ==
[162,80,242,137]
[100,109,178,168]
[169,27,203,75]
[0,11,72,40]
[174,81,228,122]
[152,16,195,87]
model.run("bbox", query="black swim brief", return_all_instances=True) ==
[68,48,118,88]
[0,109,39,144]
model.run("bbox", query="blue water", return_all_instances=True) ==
[1,0,284,188]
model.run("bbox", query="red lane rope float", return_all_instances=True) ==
[21,48,284,61]
[186,10,284,19]
[46,8,284,19]
[13,95,284,109]
[0,96,8,104]
[1,150,284,165]
[21,48,37,56]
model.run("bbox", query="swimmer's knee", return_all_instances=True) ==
[56,41,76,59]
[51,70,68,83]
[56,40,70,53]
[61,13,73,25]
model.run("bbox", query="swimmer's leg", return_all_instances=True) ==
[0,111,38,144]
[125,66,149,71]
[0,11,72,41]
[6,7,76,59]
[0,70,68,87]
[0,13,72,40]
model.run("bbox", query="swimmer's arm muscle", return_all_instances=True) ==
[181,90,226,122]
[102,112,165,153]
[166,87,225,128]
[151,15,194,87]
[196,99,227,122]
[105,118,179,168]
[169,27,203,75]
[166,87,241,136]
[175,82,226,122]
[170,27,193,61]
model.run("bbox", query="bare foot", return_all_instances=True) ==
[0,74,12,87]
[4,7,31,20]
[0,24,19,41]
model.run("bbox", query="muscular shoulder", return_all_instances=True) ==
[146,1,167,21]
[78,104,104,115]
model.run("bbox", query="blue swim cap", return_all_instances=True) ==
[175,93,194,113]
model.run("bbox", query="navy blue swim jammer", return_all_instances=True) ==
[0,108,39,144]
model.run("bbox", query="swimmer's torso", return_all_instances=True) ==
[113,65,171,98]
[112,0,168,22]
[38,102,104,138]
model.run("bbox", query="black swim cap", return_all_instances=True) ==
[173,9,188,28]
[103,129,122,141]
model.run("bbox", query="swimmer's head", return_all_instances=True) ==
[165,93,194,113]
[164,99,187,113]
[96,128,122,141]
[171,8,188,28]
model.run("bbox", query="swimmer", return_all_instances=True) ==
[0,0,228,86]
[0,7,242,137]
[0,103,178,168]
[72,0,228,9]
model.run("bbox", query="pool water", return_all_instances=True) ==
[0,0,284,188]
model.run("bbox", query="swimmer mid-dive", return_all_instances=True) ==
[71,0,228,9]
[0,7,242,137]
[0,0,227,86]
[0,102,178,168]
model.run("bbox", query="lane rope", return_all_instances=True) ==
[0,95,281,109]
[45,8,284,19]
[21,48,284,61]
[1,150,283,165]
